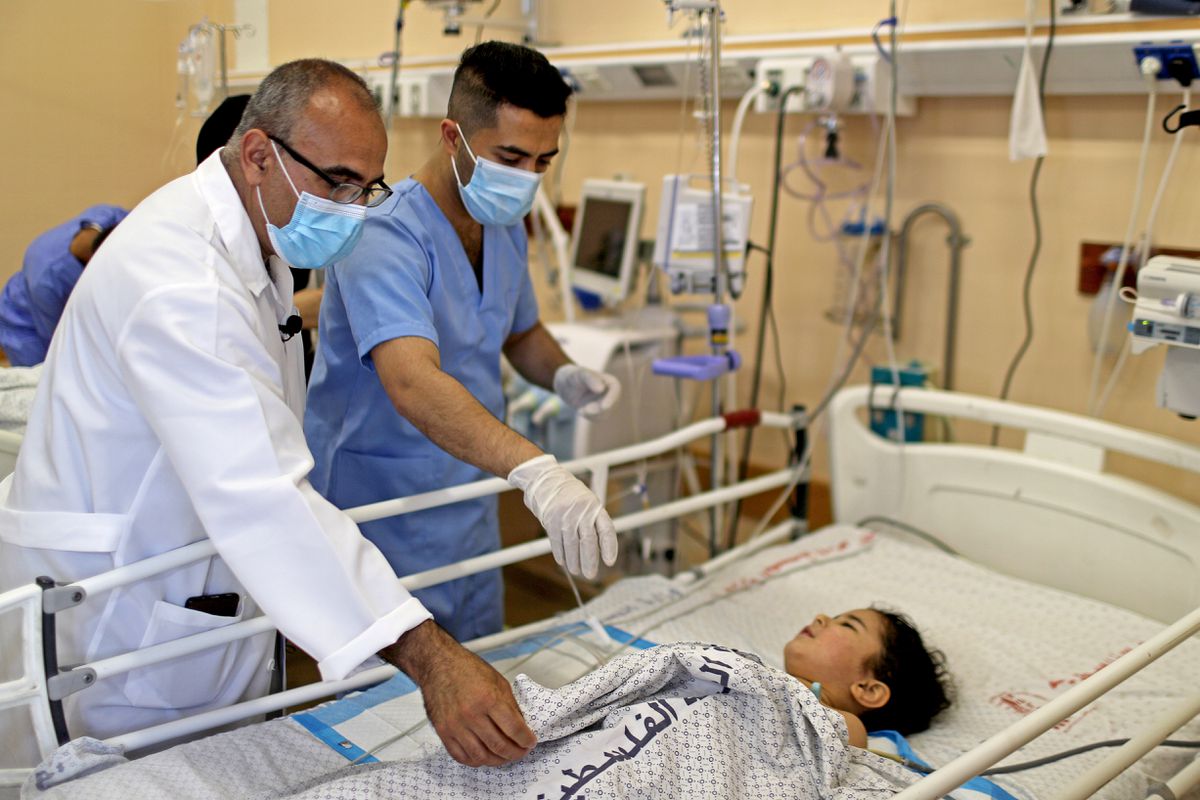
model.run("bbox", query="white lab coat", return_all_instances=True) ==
[0,152,431,767]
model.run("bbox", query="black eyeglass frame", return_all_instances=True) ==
[268,135,392,208]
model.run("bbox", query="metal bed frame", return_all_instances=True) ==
[2,386,1199,798]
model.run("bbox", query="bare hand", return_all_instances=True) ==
[380,621,536,766]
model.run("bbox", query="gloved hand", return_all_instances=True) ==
[507,454,619,578]
[552,364,621,418]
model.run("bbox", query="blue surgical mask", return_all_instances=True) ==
[451,123,543,226]
[257,141,367,269]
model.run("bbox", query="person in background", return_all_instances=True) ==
[0,205,127,366]
[305,41,622,643]
[0,58,534,772]
[198,93,323,377]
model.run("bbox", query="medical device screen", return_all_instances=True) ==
[575,198,634,279]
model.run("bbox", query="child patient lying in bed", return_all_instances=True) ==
[26,606,954,799]
[781,606,952,746]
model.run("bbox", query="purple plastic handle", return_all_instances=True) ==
[652,351,743,381]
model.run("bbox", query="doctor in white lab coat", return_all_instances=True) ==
[0,58,535,771]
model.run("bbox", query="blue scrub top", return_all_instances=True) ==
[0,205,127,366]
[304,178,539,641]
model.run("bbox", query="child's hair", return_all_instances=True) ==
[858,607,953,735]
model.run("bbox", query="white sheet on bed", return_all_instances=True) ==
[572,524,1200,800]
[22,524,1200,800]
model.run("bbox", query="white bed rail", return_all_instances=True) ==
[827,385,1200,799]
[102,519,802,755]
[892,604,1200,799]
[0,409,802,777]
[830,386,1200,623]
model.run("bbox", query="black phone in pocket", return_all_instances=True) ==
[184,592,240,617]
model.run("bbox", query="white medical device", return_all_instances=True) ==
[569,179,646,305]
[1129,255,1200,418]
[651,174,753,296]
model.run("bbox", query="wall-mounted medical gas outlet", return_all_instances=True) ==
[1133,42,1200,84]
[362,72,452,118]
[755,55,915,116]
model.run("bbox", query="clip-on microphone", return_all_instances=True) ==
[278,315,303,342]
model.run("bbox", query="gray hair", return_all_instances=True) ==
[221,58,379,165]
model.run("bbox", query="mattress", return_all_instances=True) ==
[23,524,1200,799]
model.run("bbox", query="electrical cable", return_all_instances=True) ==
[855,515,958,555]
[895,739,1200,777]
[726,84,803,543]
[993,0,1056,445]
[1085,76,1159,416]
[1094,85,1192,418]
[727,80,772,186]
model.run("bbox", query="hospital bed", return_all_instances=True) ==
[2,385,1199,799]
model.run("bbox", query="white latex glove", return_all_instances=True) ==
[507,454,619,578]
[552,364,621,418]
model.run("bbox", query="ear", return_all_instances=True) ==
[850,678,891,711]
[439,118,462,155]
[239,129,273,188]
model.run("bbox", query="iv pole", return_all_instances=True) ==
[656,0,735,555]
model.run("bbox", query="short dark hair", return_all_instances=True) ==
[859,608,953,735]
[221,59,378,166]
[447,41,572,133]
[197,94,251,165]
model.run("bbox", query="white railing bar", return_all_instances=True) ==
[836,386,1200,472]
[348,411,798,524]
[0,768,33,789]
[894,604,1200,800]
[1056,694,1200,800]
[106,580,701,756]
[676,519,798,584]
[63,467,800,684]
[1148,754,1200,800]
[398,466,801,592]
[0,682,43,710]
[74,540,215,598]
[0,582,59,763]
[85,617,276,683]
[347,417,727,523]
[62,412,801,601]
[105,661,400,753]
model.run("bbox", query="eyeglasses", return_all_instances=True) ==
[268,135,392,208]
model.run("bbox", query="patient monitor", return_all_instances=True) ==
[569,179,646,305]
[1129,255,1200,419]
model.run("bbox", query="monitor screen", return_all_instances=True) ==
[575,198,633,279]
[569,179,645,305]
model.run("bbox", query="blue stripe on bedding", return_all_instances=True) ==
[292,712,379,764]
[868,730,1019,800]
[292,623,655,761]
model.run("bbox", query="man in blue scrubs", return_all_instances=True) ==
[0,205,127,366]
[305,42,622,641]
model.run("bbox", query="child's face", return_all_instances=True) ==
[783,608,888,712]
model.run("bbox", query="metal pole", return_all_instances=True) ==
[216,24,229,100]
[705,2,727,554]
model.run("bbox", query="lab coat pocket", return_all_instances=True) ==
[122,599,246,710]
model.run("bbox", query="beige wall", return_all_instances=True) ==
[5,0,1200,503]
[0,2,238,281]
